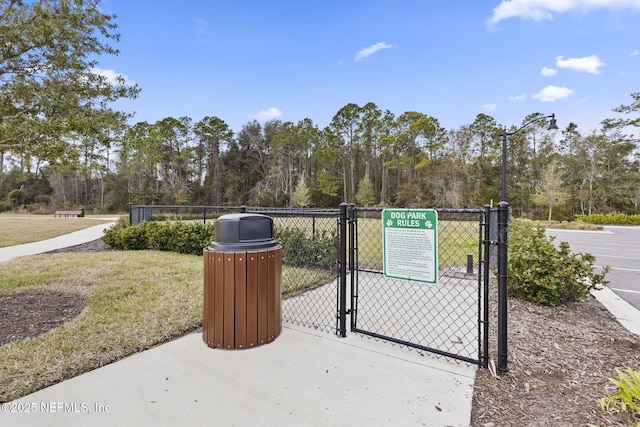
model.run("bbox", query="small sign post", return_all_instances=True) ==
[382,209,438,283]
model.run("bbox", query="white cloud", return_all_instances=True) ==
[541,67,557,76]
[483,103,497,112]
[555,55,605,74]
[508,94,527,101]
[631,49,640,56]
[251,107,283,121]
[532,85,574,102]
[488,0,640,25]
[90,67,134,85]
[355,42,394,62]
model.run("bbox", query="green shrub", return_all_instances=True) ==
[8,188,25,207]
[167,222,215,255]
[507,219,609,306]
[601,368,640,415]
[103,218,215,255]
[145,222,175,251]
[103,217,144,249]
[274,226,337,270]
[104,219,337,268]
[575,213,640,225]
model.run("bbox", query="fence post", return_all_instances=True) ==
[338,203,348,337]
[497,201,509,375]
[348,204,356,331]
[312,215,316,238]
[482,205,491,369]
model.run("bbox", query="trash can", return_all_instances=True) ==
[203,213,282,349]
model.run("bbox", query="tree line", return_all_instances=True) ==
[1,1,639,219]
[3,98,640,218]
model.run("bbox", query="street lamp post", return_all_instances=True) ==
[496,113,558,376]
[500,113,558,203]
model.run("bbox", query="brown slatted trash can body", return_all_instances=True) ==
[203,214,282,349]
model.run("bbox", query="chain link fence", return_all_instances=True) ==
[129,204,493,365]
[130,205,342,335]
[253,208,341,335]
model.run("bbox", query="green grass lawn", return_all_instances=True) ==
[0,249,334,402]
[0,251,203,401]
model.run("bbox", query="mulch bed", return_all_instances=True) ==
[0,239,113,346]
[471,287,640,426]
[0,292,85,345]
[46,238,115,253]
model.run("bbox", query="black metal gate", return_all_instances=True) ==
[343,206,491,367]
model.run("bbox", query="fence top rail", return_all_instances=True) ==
[246,208,341,216]
[353,206,486,214]
[130,205,485,215]
[129,205,341,216]
[129,205,239,210]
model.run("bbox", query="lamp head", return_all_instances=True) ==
[547,113,559,131]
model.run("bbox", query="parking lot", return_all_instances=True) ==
[546,226,640,310]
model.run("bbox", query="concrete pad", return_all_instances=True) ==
[353,271,480,362]
[284,270,483,364]
[1,325,476,427]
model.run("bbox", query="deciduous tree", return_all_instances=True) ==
[0,0,139,166]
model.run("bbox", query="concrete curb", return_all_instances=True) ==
[592,287,640,337]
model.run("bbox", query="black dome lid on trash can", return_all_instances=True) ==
[209,213,279,251]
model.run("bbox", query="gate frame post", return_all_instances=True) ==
[497,201,510,375]
[338,203,348,337]
[348,204,356,332]
[482,205,492,369]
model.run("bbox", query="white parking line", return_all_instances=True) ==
[610,288,640,295]
[595,265,640,272]
[609,267,640,272]
[549,229,613,234]
[591,254,640,261]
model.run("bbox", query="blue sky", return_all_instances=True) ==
[96,0,640,134]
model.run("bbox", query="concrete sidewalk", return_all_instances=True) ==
[1,325,476,427]
[0,221,115,263]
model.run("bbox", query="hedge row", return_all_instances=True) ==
[103,217,215,255]
[103,218,337,270]
[575,213,640,225]
[275,227,337,270]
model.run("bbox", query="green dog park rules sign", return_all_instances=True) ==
[382,209,438,283]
